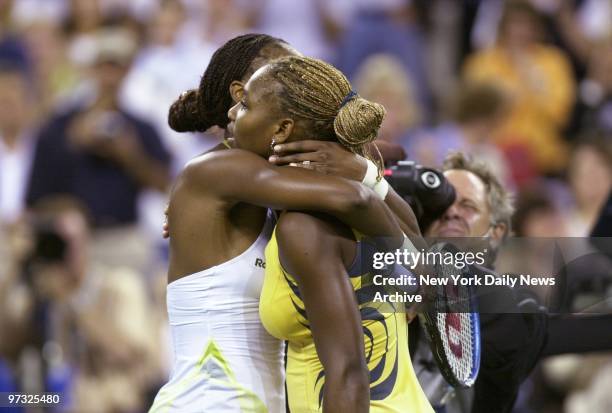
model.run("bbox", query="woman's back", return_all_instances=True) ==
[152,147,286,412]
[150,208,285,412]
[166,147,268,282]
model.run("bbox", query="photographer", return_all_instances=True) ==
[415,152,550,413]
[0,200,162,412]
[264,142,548,413]
[26,26,171,229]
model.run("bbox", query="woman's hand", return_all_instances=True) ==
[268,140,408,180]
[268,141,368,181]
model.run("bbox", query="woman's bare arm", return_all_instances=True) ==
[183,148,402,242]
[276,211,369,413]
[267,140,423,239]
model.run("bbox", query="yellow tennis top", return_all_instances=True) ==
[260,229,434,413]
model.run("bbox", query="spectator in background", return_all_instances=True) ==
[464,0,575,182]
[554,0,612,67]
[0,200,162,413]
[63,0,146,82]
[0,62,38,226]
[513,183,570,237]
[26,26,171,273]
[120,0,219,243]
[567,38,612,137]
[63,0,104,44]
[353,53,422,155]
[415,152,550,413]
[407,81,512,186]
[121,0,217,174]
[197,0,255,47]
[336,0,432,116]
[0,0,30,72]
[26,26,171,229]
[425,152,513,257]
[565,137,612,236]
[18,16,81,117]
[251,0,346,61]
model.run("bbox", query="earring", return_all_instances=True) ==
[269,138,277,154]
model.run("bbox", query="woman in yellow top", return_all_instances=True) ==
[227,55,433,413]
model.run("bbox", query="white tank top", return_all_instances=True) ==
[150,210,285,413]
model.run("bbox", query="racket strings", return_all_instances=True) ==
[433,253,477,384]
[437,312,474,382]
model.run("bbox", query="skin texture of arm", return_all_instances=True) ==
[384,187,427,247]
[184,148,403,241]
[276,211,370,413]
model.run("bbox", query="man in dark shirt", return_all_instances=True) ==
[27,27,171,227]
[417,152,547,413]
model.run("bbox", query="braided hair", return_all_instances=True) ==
[263,56,386,175]
[168,33,288,132]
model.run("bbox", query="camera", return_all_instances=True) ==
[92,111,125,140]
[20,220,69,289]
[24,221,68,268]
[384,161,456,231]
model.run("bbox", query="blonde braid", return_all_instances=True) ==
[266,56,386,177]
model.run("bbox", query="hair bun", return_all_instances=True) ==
[168,89,209,133]
[334,96,386,147]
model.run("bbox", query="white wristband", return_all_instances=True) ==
[373,178,389,200]
[360,157,389,199]
[361,158,379,188]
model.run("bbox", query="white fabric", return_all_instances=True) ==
[0,134,35,224]
[361,157,379,188]
[149,210,285,413]
[361,158,389,199]
[373,177,390,200]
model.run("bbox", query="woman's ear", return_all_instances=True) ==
[272,118,295,144]
[229,81,244,104]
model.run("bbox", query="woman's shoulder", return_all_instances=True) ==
[276,212,355,269]
[187,147,260,166]
[180,148,266,185]
[277,212,350,242]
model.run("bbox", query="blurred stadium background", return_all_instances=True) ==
[0,0,610,412]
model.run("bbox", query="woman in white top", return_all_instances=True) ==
[149,34,406,412]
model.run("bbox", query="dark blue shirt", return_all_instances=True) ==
[26,107,171,227]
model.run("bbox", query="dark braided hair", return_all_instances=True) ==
[168,33,288,133]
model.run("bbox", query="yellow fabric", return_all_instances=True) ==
[260,229,434,413]
[463,45,575,173]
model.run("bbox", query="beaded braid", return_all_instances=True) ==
[265,56,386,177]
[169,34,287,132]
[198,34,289,130]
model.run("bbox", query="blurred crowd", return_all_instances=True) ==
[0,0,610,412]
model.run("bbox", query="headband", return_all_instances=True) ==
[339,90,358,109]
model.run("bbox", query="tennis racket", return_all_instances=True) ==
[418,242,481,388]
